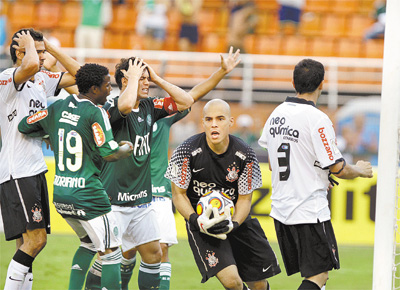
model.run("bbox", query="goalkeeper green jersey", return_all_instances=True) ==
[18,95,119,220]
[151,110,189,198]
[101,96,178,206]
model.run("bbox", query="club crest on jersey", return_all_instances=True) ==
[92,122,106,146]
[205,251,219,268]
[27,110,48,124]
[226,164,240,182]
[31,204,43,223]
[146,114,152,126]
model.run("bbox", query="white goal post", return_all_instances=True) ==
[372,0,400,289]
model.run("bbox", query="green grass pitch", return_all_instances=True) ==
[0,234,373,290]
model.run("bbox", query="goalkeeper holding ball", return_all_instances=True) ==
[165,99,281,290]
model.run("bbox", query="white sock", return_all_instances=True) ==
[160,262,171,280]
[20,271,33,290]
[321,286,326,290]
[5,259,29,290]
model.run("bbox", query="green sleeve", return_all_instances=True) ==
[18,111,47,137]
[91,107,119,158]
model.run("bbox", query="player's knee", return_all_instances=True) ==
[160,243,169,257]
[30,229,47,250]
[222,277,243,290]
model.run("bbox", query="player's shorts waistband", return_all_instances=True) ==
[152,196,167,202]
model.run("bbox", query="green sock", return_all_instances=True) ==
[85,260,102,290]
[159,262,171,290]
[121,256,136,290]
[100,250,122,290]
[138,261,161,290]
[68,246,96,290]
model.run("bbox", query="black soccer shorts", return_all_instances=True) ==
[186,215,281,283]
[0,172,50,241]
[274,219,340,278]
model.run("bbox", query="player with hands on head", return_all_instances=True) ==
[0,27,80,290]
[165,99,281,290]
[18,63,134,290]
[258,58,373,290]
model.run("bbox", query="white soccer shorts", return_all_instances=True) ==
[65,211,121,253]
[152,196,178,246]
[112,203,161,252]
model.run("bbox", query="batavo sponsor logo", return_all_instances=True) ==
[247,162,253,190]
[180,157,189,186]
[318,127,334,160]
[41,70,60,79]
[92,122,105,146]
[0,78,12,85]
[27,110,48,124]
[153,98,164,109]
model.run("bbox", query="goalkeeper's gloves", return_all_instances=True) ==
[189,207,228,240]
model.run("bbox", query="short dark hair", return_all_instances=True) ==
[10,28,44,64]
[293,59,325,94]
[115,57,149,89]
[75,63,109,94]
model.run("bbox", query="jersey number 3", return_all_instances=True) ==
[278,143,290,181]
[58,128,83,172]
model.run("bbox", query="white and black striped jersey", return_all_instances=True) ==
[165,133,262,210]
[0,68,62,184]
[259,97,343,225]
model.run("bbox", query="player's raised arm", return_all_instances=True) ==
[103,140,134,162]
[145,62,194,111]
[13,31,41,86]
[117,58,147,115]
[189,46,241,102]
[44,37,81,89]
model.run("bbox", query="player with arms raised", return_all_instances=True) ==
[258,58,373,290]
[18,63,134,290]
[165,99,281,290]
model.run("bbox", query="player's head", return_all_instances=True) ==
[293,59,325,95]
[115,57,150,99]
[10,28,45,66]
[202,99,233,150]
[75,63,112,105]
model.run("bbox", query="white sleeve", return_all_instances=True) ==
[238,147,263,195]
[0,68,19,103]
[311,116,343,168]
[164,141,193,189]
[39,70,63,97]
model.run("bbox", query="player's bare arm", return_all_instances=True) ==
[189,46,241,102]
[44,37,81,89]
[43,52,79,95]
[103,140,134,162]
[330,159,373,179]
[171,183,195,220]
[118,58,147,114]
[145,62,194,111]
[232,193,252,225]
[13,31,41,85]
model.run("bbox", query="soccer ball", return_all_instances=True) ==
[196,190,234,219]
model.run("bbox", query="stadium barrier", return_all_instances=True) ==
[44,158,380,246]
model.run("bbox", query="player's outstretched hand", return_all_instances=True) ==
[356,160,373,178]
[220,46,241,75]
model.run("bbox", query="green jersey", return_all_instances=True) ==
[18,95,119,220]
[151,110,189,198]
[101,96,178,206]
